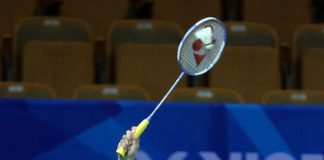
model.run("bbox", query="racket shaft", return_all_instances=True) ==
[147,72,185,120]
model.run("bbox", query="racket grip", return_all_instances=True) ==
[116,119,150,158]
[134,119,149,138]
[116,147,126,158]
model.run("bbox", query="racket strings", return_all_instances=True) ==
[178,18,226,76]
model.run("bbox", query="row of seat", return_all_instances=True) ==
[1,82,323,105]
[62,0,312,45]
[0,17,323,102]
[0,0,311,45]
[1,17,321,75]
[2,41,323,103]
[2,17,184,82]
[1,0,216,38]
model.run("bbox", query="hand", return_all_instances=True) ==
[117,127,139,160]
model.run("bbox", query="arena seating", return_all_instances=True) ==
[115,43,187,100]
[74,84,150,101]
[169,87,244,103]
[153,0,221,30]
[0,82,55,98]
[209,46,281,103]
[0,0,322,104]
[293,24,324,88]
[261,89,324,104]
[22,42,93,98]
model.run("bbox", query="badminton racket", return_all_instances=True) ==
[117,17,226,157]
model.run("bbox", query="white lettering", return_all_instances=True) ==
[265,152,294,160]
[230,152,242,160]
[246,152,259,160]
[199,151,222,160]
[302,154,323,160]
[167,151,187,160]
[135,151,323,160]
[135,151,151,160]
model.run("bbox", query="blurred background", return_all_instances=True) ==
[0,0,324,105]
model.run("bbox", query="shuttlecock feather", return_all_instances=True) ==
[195,27,213,49]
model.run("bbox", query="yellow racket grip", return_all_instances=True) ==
[116,119,150,158]
[134,119,150,138]
[116,147,126,158]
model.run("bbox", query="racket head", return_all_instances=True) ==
[177,17,226,76]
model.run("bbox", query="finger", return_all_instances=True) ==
[126,130,132,140]
[118,134,126,149]
[132,138,139,149]
[128,138,139,156]
[121,135,129,148]
[121,141,127,150]
[124,138,130,147]
[131,126,137,132]
[117,141,122,148]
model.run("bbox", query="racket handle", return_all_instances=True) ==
[135,119,149,138]
[116,147,126,158]
[116,119,150,158]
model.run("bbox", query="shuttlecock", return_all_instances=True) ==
[195,26,213,49]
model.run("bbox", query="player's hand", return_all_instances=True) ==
[117,126,139,160]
